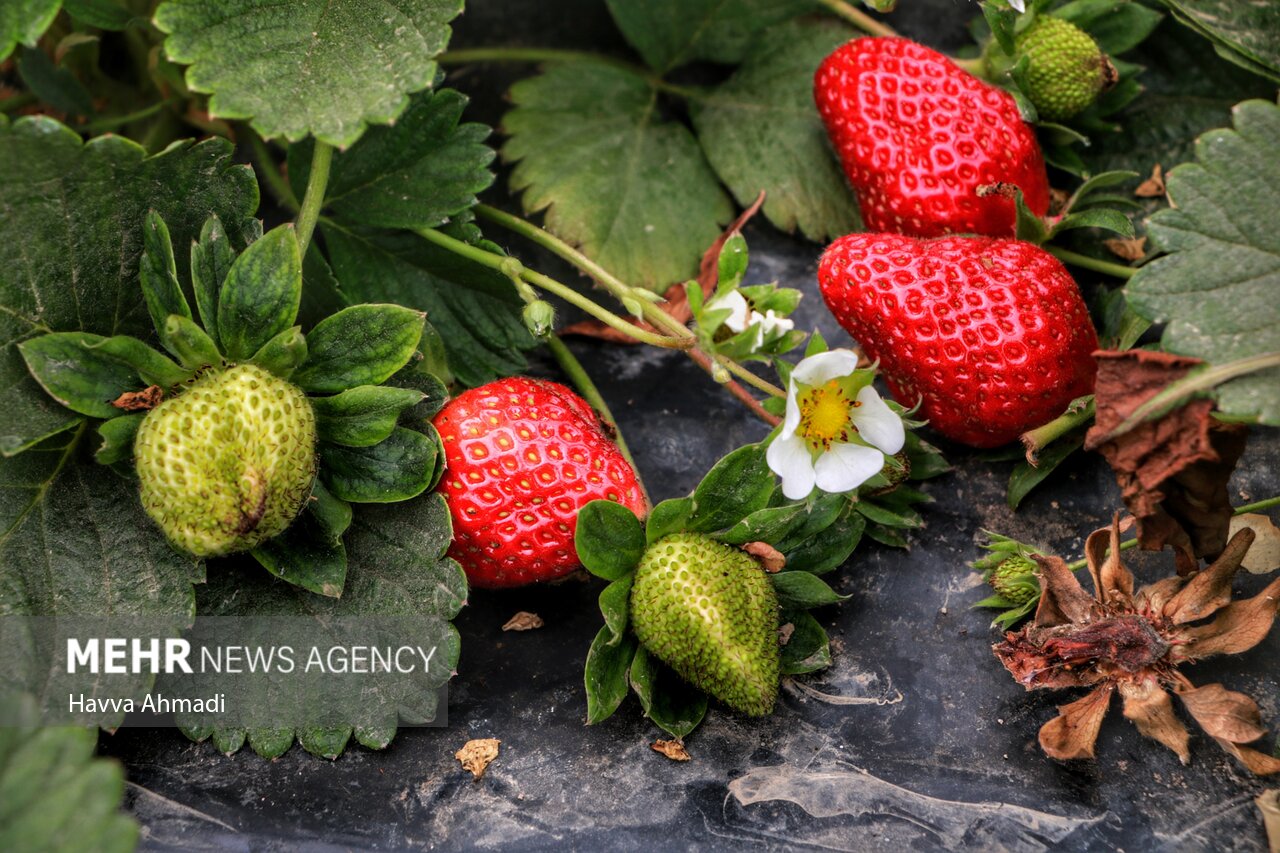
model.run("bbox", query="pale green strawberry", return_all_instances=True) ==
[630,532,780,715]
[134,363,317,557]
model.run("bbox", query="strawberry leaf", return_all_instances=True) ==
[604,0,815,73]
[154,0,463,146]
[1124,98,1280,424]
[0,116,258,456]
[502,61,732,291]
[1155,0,1280,82]
[690,19,862,243]
[0,0,59,62]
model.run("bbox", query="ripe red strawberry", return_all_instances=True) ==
[818,233,1097,448]
[434,377,646,589]
[815,37,1050,238]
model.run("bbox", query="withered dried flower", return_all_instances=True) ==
[994,515,1280,774]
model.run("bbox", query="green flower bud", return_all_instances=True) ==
[522,300,555,338]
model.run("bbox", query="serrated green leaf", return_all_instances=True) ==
[291,87,493,230]
[503,62,732,291]
[313,385,427,448]
[320,426,437,503]
[0,117,257,456]
[321,224,533,388]
[0,695,138,853]
[217,224,301,361]
[719,502,808,546]
[293,303,424,393]
[1125,99,1280,423]
[0,1,59,62]
[575,499,646,581]
[687,443,776,533]
[771,571,848,608]
[690,19,860,242]
[153,0,464,146]
[646,496,693,544]
[1156,0,1280,81]
[779,609,831,675]
[599,575,633,647]
[627,645,708,738]
[585,625,637,724]
[604,0,816,73]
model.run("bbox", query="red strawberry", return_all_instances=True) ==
[815,37,1050,238]
[434,377,646,589]
[818,233,1097,448]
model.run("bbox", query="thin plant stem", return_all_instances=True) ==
[543,334,650,507]
[295,141,333,255]
[245,127,299,212]
[1046,246,1138,280]
[689,350,782,427]
[82,99,176,133]
[717,355,786,398]
[1021,397,1095,461]
[815,0,899,38]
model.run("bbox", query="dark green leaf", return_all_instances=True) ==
[313,385,428,448]
[599,576,633,647]
[250,326,308,379]
[387,358,449,422]
[855,498,922,528]
[293,304,425,393]
[503,62,732,291]
[140,210,192,356]
[984,1,1018,55]
[291,88,493,229]
[771,571,848,609]
[308,479,353,540]
[321,426,437,503]
[19,332,144,419]
[17,45,93,117]
[779,609,831,675]
[1125,99,1280,423]
[217,224,301,361]
[0,695,138,852]
[251,509,348,598]
[94,413,143,465]
[575,498,645,581]
[1007,433,1086,509]
[64,0,136,30]
[690,19,860,242]
[646,496,693,544]
[1051,208,1136,238]
[1156,0,1280,81]
[0,117,256,456]
[784,505,866,575]
[322,224,533,388]
[719,502,808,546]
[687,443,775,533]
[153,0,465,146]
[773,492,849,553]
[1057,0,1164,56]
[0,1,59,62]
[585,626,637,724]
[628,646,708,738]
[604,0,816,72]
[191,213,236,350]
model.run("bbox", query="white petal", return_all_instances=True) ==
[793,349,860,386]
[852,386,905,454]
[767,434,817,500]
[710,290,751,332]
[759,310,794,335]
[813,443,885,494]
[1008,0,1026,11]
[780,378,802,438]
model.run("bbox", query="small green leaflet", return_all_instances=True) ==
[503,62,732,291]
[154,0,464,146]
[690,19,862,243]
[0,0,59,62]
[1156,0,1280,82]
[1125,99,1280,424]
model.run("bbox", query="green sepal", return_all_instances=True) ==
[249,326,308,379]
[191,213,237,349]
[18,332,145,419]
[386,358,449,422]
[686,442,775,533]
[312,385,429,448]
[772,492,849,553]
[217,224,302,361]
[599,575,633,647]
[782,503,866,575]
[584,626,638,725]
[139,210,193,357]
[1012,188,1050,244]
[307,479,353,540]
[319,426,437,503]
[163,314,222,370]
[716,233,749,294]
[771,571,849,608]
[89,335,192,388]
[779,609,832,675]
[628,646,708,739]
[251,503,348,598]
[292,304,426,393]
[1050,208,1136,239]
[95,413,145,465]
[576,499,646,581]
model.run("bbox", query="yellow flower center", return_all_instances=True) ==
[798,380,861,451]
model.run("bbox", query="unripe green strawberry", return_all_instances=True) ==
[134,364,317,557]
[990,555,1040,605]
[1015,17,1114,121]
[630,533,780,716]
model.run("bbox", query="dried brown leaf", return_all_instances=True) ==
[1103,237,1147,261]
[1175,576,1280,661]
[502,611,544,631]
[1215,740,1280,775]
[1085,514,1134,602]
[1135,163,1165,198]
[1119,678,1191,764]
[456,738,500,779]
[1257,790,1280,852]
[1039,684,1114,760]
[1163,528,1255,624]
[743,541,785,573]
[652,739,691,761]
[1086,350,1249,572]
[1136,575,1186,614]
[1033,555,1099,627]
[1230,514,1280,574]
[1178,683,1269,744]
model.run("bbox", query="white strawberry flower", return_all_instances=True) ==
[707,291,796,348]
[1008,0,1026,12]
[766,350,906,500]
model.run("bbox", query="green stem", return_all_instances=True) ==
[245,127,299,212]
[717,355,787,398]
[1046,246,1137,280]
[82,99,175,133]
[1021,396,1095,462]
[1064,496,1280,572]
[437,48,698,98]
[294,141,333,255]
[0,92,37,113]
[414,227,690,349]
[543,334,650,507]
[815,0,899,38]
